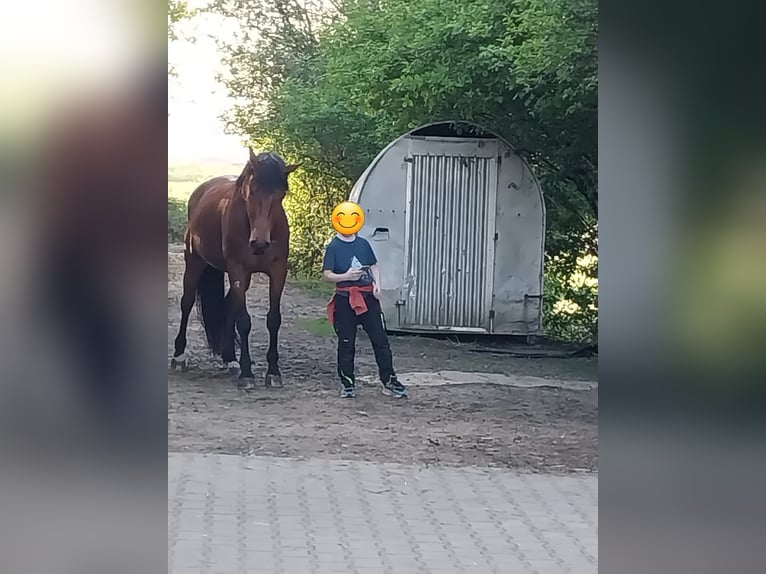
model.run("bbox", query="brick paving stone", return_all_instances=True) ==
[169,453,597,574]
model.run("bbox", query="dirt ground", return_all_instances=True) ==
[168,251,598,473]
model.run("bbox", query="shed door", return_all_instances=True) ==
[402,138,498,331]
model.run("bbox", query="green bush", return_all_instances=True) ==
[284,167,348,278]
[543,253,598,344]
[168,197,187,243]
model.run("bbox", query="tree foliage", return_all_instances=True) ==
[208,0,598,342]
[169,1,197,77]
[169,1,195,41]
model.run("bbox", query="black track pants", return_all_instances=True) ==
[333,294,394,385]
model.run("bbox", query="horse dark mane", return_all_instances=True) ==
[234,161,252,196]
[236,152,289,195]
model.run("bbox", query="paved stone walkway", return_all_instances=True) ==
[168,453,597,574]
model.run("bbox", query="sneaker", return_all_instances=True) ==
[381,376,408,398]
[339,372,356,398]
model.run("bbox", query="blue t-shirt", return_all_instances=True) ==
[322,236,378,288]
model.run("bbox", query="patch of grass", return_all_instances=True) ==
[291,276,334,299]
[168,161,244,203]
[168,181,198,203]
[299,317,335,337]
[168,162,242,183]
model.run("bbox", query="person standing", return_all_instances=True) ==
[323,202,408,399]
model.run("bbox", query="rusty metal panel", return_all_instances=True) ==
[403,140,497,330]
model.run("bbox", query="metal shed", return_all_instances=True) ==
[349,121,545,336]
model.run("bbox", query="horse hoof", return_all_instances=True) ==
[265,374,283,388]
[237,378,255,391]
[170,356,187,372]
[222,361,239,374]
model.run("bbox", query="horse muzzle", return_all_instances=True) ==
[249,239,271,255]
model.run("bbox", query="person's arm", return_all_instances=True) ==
[323,268,363,283]
[370,264,382,298]
[322,243,357,283]
[370,264,381,286]
[364,240,382,298]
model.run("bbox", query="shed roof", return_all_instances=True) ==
[349,120,531,202]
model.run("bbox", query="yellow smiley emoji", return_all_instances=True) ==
[332,201,365,234]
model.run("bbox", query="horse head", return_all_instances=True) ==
[238,148,300,255]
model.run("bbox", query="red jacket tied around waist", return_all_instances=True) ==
[327,285,374,326]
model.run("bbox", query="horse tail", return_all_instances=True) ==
[195,265,227,355]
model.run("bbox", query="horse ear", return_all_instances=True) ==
[248,147,258,165]
[285,163,301,174]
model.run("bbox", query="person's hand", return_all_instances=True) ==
[373,283,381,300]
[344,268,364,281]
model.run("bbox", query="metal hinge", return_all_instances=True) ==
[404,157,413,163]
[493,232,498,241]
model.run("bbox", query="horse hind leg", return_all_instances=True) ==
[172,253,206,371]
[220,287,239,374]
[223,270,254,388]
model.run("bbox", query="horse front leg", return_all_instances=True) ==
[264,268,286,388]
[235,304,254,387]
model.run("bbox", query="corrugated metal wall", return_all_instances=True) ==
[404,153,495,330]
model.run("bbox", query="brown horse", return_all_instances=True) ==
[171,148,299,388]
